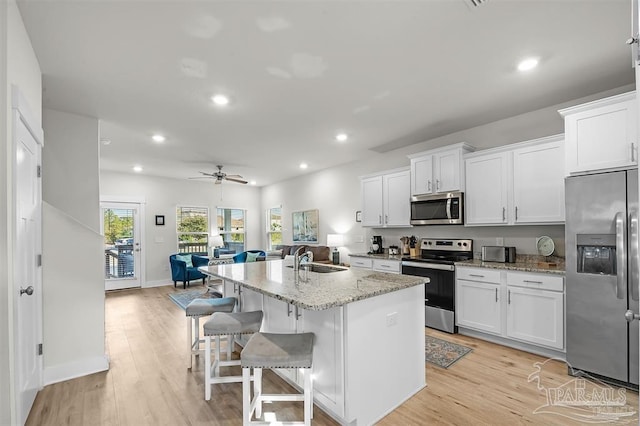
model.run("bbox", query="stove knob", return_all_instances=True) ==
[463,242,467,247]
[457,242,462,246]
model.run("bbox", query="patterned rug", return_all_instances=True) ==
[425,335,472,368]
[168,288,221,311]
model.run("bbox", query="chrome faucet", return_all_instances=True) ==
[293,247,313,271]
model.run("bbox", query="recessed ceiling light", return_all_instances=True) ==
[211,94,230,106]
[152,134,165,143]
[299,163,308,169]
[336,133,348,142]
[249,180,257,185]
[517,57,539,72]
[133,165,143,172]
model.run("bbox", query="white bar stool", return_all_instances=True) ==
[203,310,264,401]
[241,332,314,426]
[185,296,236,369]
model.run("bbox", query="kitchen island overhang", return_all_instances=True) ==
[199,260,427,425]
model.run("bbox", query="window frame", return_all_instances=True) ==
[216,207,246,253]
[266,206,282,250]
[176,205,210,254]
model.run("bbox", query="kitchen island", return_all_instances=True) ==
[199,260,427,425]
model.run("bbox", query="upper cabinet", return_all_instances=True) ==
[408,143,475,196]
[361,168,411,228]
[465,135,565,226]
[559,91,637,175]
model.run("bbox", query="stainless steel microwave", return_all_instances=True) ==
[410,192,464,225]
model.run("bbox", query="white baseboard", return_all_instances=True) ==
[143,279,173,288]
[43,354,110,385]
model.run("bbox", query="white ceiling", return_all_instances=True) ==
[17,0,634,186]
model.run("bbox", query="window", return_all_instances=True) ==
[176,206,209,253]
[266,206,282,250]
[217,208,245,253]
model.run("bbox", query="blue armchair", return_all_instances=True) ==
[170,252,209,289]
[233,250,266,263]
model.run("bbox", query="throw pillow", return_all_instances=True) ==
[176,254,193,267]
[246,252,260,262]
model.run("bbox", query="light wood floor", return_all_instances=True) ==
[27,285,639,425]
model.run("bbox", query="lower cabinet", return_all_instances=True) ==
[457,279,502,335]
[348,256,400,274]
[456,266,565,352]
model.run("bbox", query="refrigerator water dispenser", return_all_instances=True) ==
[576,234,616,276]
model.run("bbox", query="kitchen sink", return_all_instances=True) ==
[286,264,348,273]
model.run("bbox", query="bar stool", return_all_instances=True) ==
[203,310,264,401]
[241,332,314,426]
[185,296,236,369]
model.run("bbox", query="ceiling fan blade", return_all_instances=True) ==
[199,171,216,176]
[225,176,248,184]
[188,176,213,180]
[225,174,244,179]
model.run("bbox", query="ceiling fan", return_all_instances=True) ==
[190,165,248,184]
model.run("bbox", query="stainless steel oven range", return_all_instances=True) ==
[401,238,473,333]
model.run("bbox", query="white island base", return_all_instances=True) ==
[230,282,426,425]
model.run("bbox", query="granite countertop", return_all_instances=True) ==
[349,252,405,261]
[455,256,565,275]
[199,259,426,310]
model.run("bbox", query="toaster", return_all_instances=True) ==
[481,246,517,263]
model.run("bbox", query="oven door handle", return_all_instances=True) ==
[402,261,454,271]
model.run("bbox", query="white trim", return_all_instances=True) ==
[100,195,146,204]
[11,85,43,145]
[143,279,174,288]
[43,355,109,386]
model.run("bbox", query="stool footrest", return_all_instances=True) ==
[257,394,305,402]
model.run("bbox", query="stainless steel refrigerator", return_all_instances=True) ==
[566,169,639,387]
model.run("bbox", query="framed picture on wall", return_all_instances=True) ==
[155,215,165,226]
[292,209,319,244]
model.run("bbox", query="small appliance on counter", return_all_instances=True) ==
[370,235,384,254]
[481,246,516,263]
[400,236,411,255]
[388,245,399,255]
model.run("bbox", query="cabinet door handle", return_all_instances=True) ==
[385,214,388,224]
[508,289,511,304]
[523,280,543,284]
[379,215,382,224]
[436,179,440,191]
[428,180,431,192]
[502,207,506,222]
[515,206,518,221]
[286,303,292,317]
[632,143,637,163]
[495,288,498,302]
[470,274,485,278]
[295,305,302,320]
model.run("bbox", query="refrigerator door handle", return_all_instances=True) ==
[631,210,639,302]
[616,212,627,300]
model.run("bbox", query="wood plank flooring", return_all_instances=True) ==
[27,285,638,425]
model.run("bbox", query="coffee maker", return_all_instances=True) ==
[371,235,384,254]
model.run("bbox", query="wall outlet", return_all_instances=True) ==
[386,312,398,327]
[496,237,504,246]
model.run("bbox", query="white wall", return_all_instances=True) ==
[41,109,106,384]
[100,171,262,285]
[261,84,635,261]
[2,0,42,423]
[43,109,100,231]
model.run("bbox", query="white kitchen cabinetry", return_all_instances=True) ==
[348,256,400,274]
[465,135,565,226]
[456,268,502,335]
[408,143,475,196]
[456,266,565,353]
[360,168,410,228]
[559,91,637,175]
[506,272,564,350]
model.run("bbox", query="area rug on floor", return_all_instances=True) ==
[168,288,220,311]
[425,335,472,368]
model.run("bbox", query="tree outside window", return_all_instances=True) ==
[177,206,209,253]
[217,208,245,253]
[267,207,282,250]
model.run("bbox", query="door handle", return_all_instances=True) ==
[515,206,518,221]
[286,303,292,317]
[20,286,34,296]
[495,288,498,302]
[507,289,511,304]
[427,180,431,192]
[615,212,627,300]
[502,207,506,222]
[436,179,440,191]
[630,210,639,302]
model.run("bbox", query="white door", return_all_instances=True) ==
[506,286,564,350]
[434,150,460,193]
[101,202,142,290]
[464,152,509,225]
[456,280,502,335]
[14,113,42,424]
